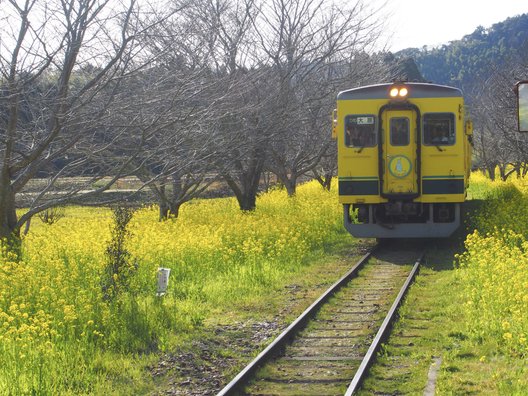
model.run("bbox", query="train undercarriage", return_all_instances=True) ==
[344,202,460,238]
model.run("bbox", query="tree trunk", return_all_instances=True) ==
[0,177,21,253]
[498,163,512,181]
[238,192,258,211]
[224,174,259,211]
[262,172,273,192]
[159,200,169,221]
[487,165,496,181]
[503,167,517,181]
[0,169,20,241]
[223,149,264,211]
[274,170,297,197]
[314,171,333,191]
[322,174,332,190]
[158,184,170,221]
[168,201,182,218]
[284,177,297,197]
[169,174,185,219]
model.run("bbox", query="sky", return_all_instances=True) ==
[376,0,528,51]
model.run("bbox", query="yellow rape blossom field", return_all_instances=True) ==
[458,172,528,357]
[1,174,527,394]
[0,181,347,394]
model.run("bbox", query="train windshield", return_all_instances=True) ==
[423,113,456,145]
[390,117,410,146]
[345,115,376,147]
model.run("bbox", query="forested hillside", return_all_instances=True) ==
[394,14,528,179]
[397,13,528,95]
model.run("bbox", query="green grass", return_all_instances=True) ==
[359,241,527,394]
[359,174,528,394]
[5,174,527,394]
[2,181,357,394]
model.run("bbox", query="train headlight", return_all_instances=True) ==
[389,85,409,99]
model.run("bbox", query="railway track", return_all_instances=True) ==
[218,244,424,395]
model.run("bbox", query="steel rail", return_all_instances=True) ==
[344,252,424,396]
[217,249,374,396]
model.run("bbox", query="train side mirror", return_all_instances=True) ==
[464,120,473,136]
[515,80,528,132]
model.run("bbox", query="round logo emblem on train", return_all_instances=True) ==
[388,155,412,178]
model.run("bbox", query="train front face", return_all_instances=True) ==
[336,82,472,238]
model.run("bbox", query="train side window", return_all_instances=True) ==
[345,115,376,147]
[423,113,455,145]
[390,117,409,146]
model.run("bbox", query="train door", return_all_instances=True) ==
[381,110,419,196]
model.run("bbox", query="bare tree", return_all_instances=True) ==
[124,2,252,218]
[0,0,174,242]
[310,52,392,190]
[215,69,274,211]
[108,60,223,220]
[253,0,387,196]
[470,48,528,180]
[311,153,336,190]
[179,0,272,211]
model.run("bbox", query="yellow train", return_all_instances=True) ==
[333,82,473,238]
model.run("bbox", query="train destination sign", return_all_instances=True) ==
[356,116,374,125]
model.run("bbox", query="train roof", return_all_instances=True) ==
[337,82,463,100]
